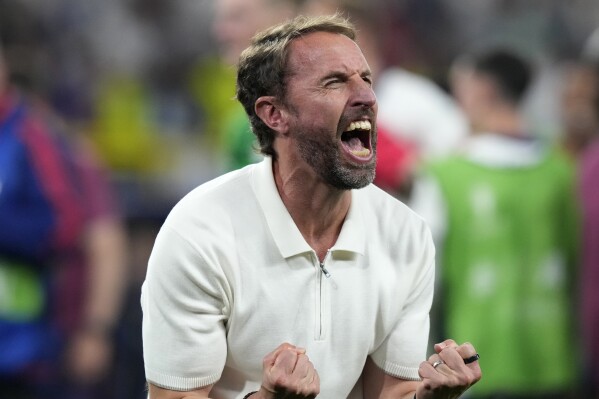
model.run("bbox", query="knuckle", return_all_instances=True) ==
[289,381,301,394]
[441,345,455,353]
[308,380,320,395]
[461,374,475,386]
[297,353,308,363]
[441,338,457,347]
[460,341,475,352]
[273,374,288,388]
[309,365,318,378]
[262,356,271,367]
[448,375,462,388]
[455,371,477,387]
[313,374,321,389]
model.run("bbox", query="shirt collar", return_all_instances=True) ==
[251,157,365,259]
[461,132,546,168]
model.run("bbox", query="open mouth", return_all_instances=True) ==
[341,120,372,159]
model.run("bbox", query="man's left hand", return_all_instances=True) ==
[416,339,482,399]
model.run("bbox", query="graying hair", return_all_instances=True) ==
[236,14,356,159]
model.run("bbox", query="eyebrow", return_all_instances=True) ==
[361,70,373,80]
[320,69,372,83]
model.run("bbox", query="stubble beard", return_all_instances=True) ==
[295,123,377,191]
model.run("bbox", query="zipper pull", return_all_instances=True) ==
[317,249,331,278]
[320,262,331,278]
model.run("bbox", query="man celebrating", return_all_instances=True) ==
[142,15,481,399]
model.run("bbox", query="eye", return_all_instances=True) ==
[324,78,343,87]
[322,72,348,88]
[362,75,373,86]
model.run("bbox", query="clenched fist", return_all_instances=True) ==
[416,339,482,399]
[253,343,320,399]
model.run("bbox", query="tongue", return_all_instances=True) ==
[343,137,371,158]
[346,137,364,151]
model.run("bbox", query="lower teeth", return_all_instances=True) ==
[350,148,371,157]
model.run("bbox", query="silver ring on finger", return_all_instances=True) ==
[432,360,445,369]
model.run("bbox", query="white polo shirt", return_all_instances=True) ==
[142,157,435,398]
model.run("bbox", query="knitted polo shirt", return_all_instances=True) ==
[142,157,435,398]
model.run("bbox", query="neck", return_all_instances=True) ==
[273,158,351,261]
[471,105,525,137]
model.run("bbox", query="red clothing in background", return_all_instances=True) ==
[374,125,416,194]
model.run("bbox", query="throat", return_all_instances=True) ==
[273,158,350,255]
[285,195,350,260]
[306,234,337,264]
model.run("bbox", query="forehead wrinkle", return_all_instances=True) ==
[287,33,369,83]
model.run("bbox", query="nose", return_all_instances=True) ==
[349,77,377,110]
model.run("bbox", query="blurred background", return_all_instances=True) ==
[1,0,599,398]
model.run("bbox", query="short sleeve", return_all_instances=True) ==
[370,225,435,381]
[142,224,230,391]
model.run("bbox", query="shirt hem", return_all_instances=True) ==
[146,370,220,391]
[382,361,422,381]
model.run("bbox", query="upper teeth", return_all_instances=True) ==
[347,120,371,131]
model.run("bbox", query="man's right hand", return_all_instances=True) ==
[254,343,320,398]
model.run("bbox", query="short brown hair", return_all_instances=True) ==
[236,14,356,159]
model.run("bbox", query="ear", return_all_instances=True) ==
[255,96,289,136]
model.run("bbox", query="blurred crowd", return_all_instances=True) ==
[1,0,599,398]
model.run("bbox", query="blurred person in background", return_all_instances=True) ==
[578,28,599,399]
[374,49,468,165]
[57,117,128,399]
[190,0,302,171]
[411,49,579,398]
[351,0,468,164]
[0,35,127,399]
[580,137,599,399]
[213,0,301,67]
[577,30,599,397]
[559,60,599,158]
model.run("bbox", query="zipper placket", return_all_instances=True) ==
[315,249,331,340]
[320,257,331,277]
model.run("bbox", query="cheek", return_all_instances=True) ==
[295,105,340,130]
[286,90,346,132]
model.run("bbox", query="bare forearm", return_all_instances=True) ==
[83,217,127,332]
[362,357,420,399]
